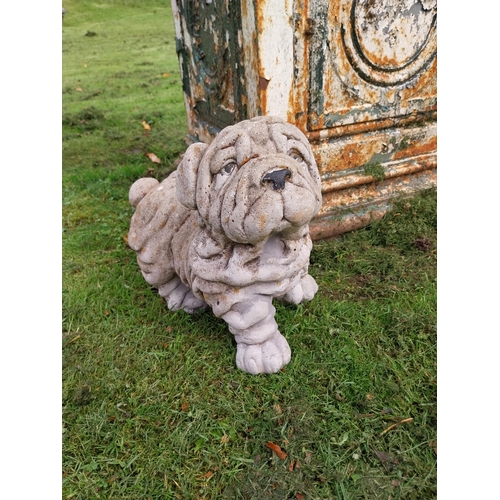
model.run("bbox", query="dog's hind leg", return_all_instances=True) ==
[221,298,291,374]
[158,276,207,313]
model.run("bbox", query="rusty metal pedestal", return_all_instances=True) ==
[171,0,437,239]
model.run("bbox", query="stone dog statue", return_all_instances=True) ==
[128,116,322,374]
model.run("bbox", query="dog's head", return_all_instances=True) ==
[176,116,322,245]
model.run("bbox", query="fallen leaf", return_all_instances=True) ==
[163,73,172,77]
[288,460,295,471]
[273,403,282,414]
[266,441,287,460]
[104,310,109,316]
[145,152,161,164]
[304,452,312,463]
[142,121,152,131]
[366,393,374,401]
[295,460,301,469]
[166,326,172,333]
[220,434,230,444]
[122,234,128,244]
[76,87,83,92]
[198,471,213,480]
[296,493,305,500]
[391,479,400,487]
[181,402,189,412]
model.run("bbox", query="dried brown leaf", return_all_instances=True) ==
[145,152,161,164]
[142,121,151,131]
[266,441,287,460]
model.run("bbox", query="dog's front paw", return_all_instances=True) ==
[282,274,318,304]
[235,332,291,374]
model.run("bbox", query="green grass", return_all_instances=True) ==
[62,2,437,498]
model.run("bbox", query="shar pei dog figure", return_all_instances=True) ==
[128,116,322,374]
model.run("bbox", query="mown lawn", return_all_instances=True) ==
[62,2,437,498]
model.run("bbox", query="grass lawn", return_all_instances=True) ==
[62,1,437,498]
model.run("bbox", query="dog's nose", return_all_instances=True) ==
[262,169,291,190]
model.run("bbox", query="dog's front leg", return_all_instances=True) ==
[221,297,291,375]
[281,274,318,305]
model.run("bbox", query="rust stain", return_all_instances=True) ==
[240,0,247,19]
[259,76,270,91]
[321,154,436,193]
[393,136,437,160]
[255,0,268,115]
[305,111,436,143]
[317,141,376,175]
[259,213,267,230]
[289,0,310,129]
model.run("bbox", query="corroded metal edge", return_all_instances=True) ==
[310,160,436,240]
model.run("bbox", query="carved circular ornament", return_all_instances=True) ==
[338,0,437,88]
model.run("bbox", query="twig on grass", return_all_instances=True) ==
[380,417,414,436]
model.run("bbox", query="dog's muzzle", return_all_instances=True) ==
[262,169,291,191]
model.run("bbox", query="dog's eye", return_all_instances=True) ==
[288,149,308,170]
[221,161,237,176]
[289,149,304,162]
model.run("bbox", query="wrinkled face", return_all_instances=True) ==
[195,117,322,244]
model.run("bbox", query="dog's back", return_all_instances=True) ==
[128,172,198,289]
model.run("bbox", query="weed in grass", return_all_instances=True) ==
[63,106,106,131]
[363,162,386,181]
[63,2,436,498]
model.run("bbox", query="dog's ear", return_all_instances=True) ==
[176,142,209,210]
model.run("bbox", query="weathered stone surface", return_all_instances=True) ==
[128,116,322,374]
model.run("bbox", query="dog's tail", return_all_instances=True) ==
[129,178,160,208]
